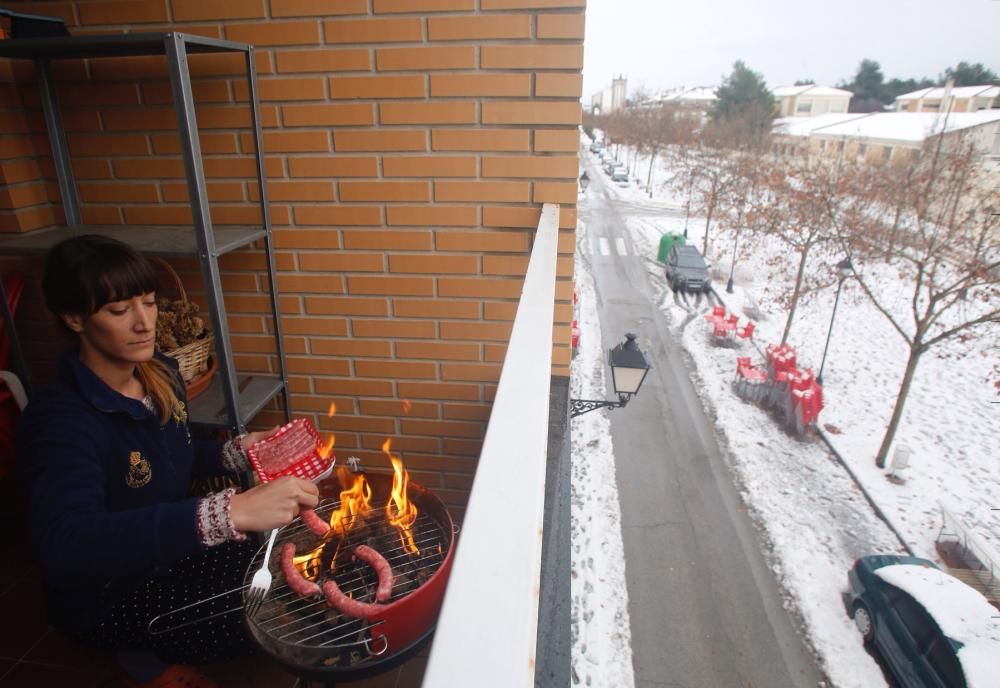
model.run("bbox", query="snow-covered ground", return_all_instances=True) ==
[570,136,1000,687]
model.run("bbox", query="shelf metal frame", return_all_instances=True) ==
[0,32,291,432]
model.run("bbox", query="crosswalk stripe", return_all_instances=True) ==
[615,238,627,256]
[599,237,611,256]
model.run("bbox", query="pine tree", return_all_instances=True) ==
[710,61,776,146]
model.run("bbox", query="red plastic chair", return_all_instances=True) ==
[737,321,755,340]
[712,305,725,318]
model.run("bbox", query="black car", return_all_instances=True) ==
[847,554,1000,688]
[664,245,711,293]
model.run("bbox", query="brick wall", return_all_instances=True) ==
[0,0,584,515]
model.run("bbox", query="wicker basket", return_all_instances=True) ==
[151,257,215,386]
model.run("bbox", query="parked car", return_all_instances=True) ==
[847,554,1000,688]
[590,141,603,153]
[611,165,628,182]
[664,245,711,293]
[602,160,615,175]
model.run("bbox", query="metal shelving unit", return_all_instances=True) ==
[0,32,290,432]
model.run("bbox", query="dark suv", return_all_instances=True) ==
[664,245,711,293]
[847,554,999,688]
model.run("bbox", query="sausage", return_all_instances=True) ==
[280,542,321,599]
[322,579,380,619]
[354,545,394,602]
[299,508,330,537]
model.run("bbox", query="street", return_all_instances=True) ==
[577,152,824,688]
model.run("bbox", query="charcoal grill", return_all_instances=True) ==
[243,471,455,684]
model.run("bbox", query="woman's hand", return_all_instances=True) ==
[242,425,281,452]
[229,476,319,533]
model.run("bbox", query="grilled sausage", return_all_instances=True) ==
[322,579,379,619]
[280,542,321,598]
[300,508,330,537]
[354,545,394,602]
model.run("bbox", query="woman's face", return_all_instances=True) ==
[63,293,158,367]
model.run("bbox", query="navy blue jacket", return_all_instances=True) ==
[17,351,229,635]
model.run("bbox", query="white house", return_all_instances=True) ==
[773,85,853,117]
[894,85,999,113]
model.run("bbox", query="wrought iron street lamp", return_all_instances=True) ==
[579,171,590,192]
[817,257,853,385]
[726,231,739,294]
[571,333,651,417]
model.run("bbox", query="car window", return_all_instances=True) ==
[892,591,936,647]
[924,636,966,688]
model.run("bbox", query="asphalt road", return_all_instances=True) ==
[578,154,824,688]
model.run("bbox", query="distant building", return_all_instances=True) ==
[773,111,1000,162]
[648,86,717,124]
[893,85,999,113]
[590,75,628,115]
[772,85,853,117]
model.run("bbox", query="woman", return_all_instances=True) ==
[17,235,318,687]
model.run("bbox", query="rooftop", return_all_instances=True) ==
[808,110,1000,142]
[895,85,1000,101]
[772,85,853,98]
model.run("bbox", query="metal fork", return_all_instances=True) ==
[244,528,278,618]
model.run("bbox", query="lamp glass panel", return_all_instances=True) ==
[612,365,645,395]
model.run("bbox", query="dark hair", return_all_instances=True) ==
[43,234,183,424]
[43,234,160,317]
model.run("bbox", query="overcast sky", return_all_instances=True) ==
[582,0,1000,99]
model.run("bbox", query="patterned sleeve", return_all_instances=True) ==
[195,488,248,547]
[220,435,252,474]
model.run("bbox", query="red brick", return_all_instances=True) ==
[397,341,480,361]
[102,108,176,132]
[534,129,580,152]
[314,378,394,397]
[441,362,501,382]
[172,0,265,20]
[343,230,432,250]
[401,418,482,438]
[299,253,384,272]
[288,156,378,177]
[348,276,434,296]
[265,181,336,201]
[275,48,370,73]
[482,206,540,228]
[271,0,367,16]
[225,21,320,46]
[482,0,584,6]
[330,76,425,100]
[435,230,529,252]
[441,321,513,341]
[376,47,475,71]
[435,181,529,203]
[68,134,149,157]
[286,356,352,376]
[428,15,530,40]
[442,403,491,421]
[352,319,436,338]
[79,1,167,25]
[305,297,389,316]
[396,381,480,401]
[380,102,476,125]
[483,155,578,178]
[294,206,381,226]
[439,277,523,298]
[151,132,238,155]
[273,229,341,249]
[430,74,530,97]
[280,317,348,336]
[334,130,426,152]
[374,0,473,11]
[261,131,331,153]
[113,159,185,178]
[431,129,529,152]
[537,13,586,38]
[283,103,374,127]
[533,181,577,203]
[535,73,584,97]
[389,255,477,274]
[382,157,476,179]
[339,181,430,202]
[78,182,159,203]
[325,18,423,44]
[355,360,436,379]
[385,205,477,226]
[234,77,327,102]
[482,101,581,125]
[162,182,246,203]
[312,339,392,357]
[393,299,480,319]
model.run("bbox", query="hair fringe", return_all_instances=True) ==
[136,358,183,425]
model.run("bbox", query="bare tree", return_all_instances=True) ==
[834,134,1000,467]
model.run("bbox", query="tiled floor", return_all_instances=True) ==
[0,477,427,688]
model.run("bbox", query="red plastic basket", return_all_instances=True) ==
[246,418,335,483]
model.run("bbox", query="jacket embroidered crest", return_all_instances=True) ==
[126,451,152,488]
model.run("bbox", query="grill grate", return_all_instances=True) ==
[245,497,448,655]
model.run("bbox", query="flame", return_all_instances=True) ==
[317,434,335,460]
[328,401,337,417]
[326,466,372,536]
[402,399,412,414]
[383,438,420,555]
[293,547,323,581]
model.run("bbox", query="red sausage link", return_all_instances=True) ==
[354,545,394,602]
[322,579,379,619]
[280,542,321,599]
[300,508,331,537]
